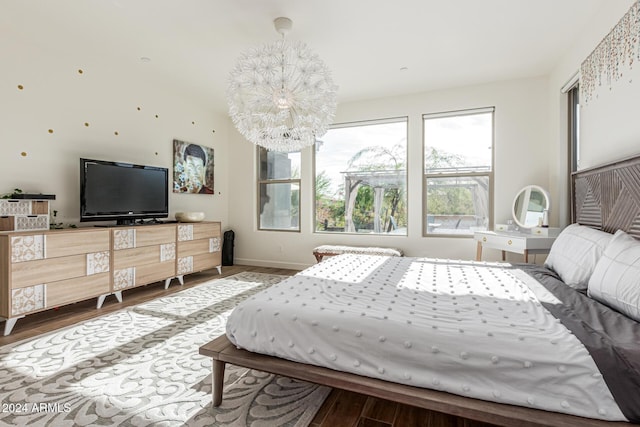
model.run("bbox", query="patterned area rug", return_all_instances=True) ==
[0,272,331,427]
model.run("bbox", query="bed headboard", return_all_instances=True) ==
[572,154,640,238]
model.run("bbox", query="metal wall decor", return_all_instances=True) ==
[580,0,640,103]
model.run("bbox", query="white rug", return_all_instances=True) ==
[0,272,331,427]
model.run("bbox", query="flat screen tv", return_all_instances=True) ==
[80,158,169,225]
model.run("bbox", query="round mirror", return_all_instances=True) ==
[512,185,549,229]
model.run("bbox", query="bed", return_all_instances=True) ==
[202,155,640,426]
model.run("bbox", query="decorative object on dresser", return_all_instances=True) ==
[174,211,205,222]
[0,194,55,232]
[0,221,222,335]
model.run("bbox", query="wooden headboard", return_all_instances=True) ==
[572,154,640,238]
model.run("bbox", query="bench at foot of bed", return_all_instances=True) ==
[312,244,403,262]
[198,334,625,427]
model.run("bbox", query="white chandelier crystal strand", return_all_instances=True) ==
[227,38,338,152]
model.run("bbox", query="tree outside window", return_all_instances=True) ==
[315,118,408,235]
[423,108,494,236]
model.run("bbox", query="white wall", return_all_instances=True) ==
[548,0,638,226]
[0,37,230,227]
[227,77,551,269]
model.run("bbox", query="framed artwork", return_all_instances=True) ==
[173,139,215,194]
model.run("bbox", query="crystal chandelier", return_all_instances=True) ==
[227,17,338,152]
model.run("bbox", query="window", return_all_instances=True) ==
[314,118,408,235]
[257,147,300,231]
[568,85,580,173]
[423,108,494,236]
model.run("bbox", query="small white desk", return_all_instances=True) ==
[473,230,556,263]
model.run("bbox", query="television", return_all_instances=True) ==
[80,158,169,225]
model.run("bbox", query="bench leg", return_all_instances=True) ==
[212,360,226,407]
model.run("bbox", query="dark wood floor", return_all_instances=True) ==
[0,265,497,427]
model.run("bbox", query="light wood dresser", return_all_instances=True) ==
[0,221,221,335]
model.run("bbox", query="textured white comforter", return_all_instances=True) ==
[226,254,626,421]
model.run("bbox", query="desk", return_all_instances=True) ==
[473,230,556,263]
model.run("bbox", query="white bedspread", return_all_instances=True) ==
[226,254,625,421]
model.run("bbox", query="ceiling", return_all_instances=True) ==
[4,0,608,114]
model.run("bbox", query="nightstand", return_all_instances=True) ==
[473,230,557,263]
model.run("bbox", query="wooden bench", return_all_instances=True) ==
[198,334,625,427]
[312,244,403,262]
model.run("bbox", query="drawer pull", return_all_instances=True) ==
[507,240,512,245]
[482,237,487,242]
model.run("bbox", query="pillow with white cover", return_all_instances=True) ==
[544,223,612,290]
[588,230,640,322]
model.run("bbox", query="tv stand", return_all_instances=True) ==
[0,221,222,335]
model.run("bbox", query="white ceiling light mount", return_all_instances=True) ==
[227,16,338,152]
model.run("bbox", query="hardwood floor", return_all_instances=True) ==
[0,265,497,427]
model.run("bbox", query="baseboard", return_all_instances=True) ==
[234,257,313,271]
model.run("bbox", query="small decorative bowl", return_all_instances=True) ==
[175,212,205,223]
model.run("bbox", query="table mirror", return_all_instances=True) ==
[512,185,549,229]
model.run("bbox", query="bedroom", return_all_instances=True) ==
[1,0,639,426]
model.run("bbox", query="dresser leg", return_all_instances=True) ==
[114,291,123,303]
[524,250,529,263]
[177,275,184,286]
[216,266,222,275]
[3,316,23,336]
[96,294,108,309]
[164,277,173,289]
[476,242,483,261]
[501,250,506,261]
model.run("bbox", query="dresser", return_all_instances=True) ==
[0,228,111,335]
[111,224,177,297]
[0,221,222,335]
[473,230,557,263]
[175,222,222,285]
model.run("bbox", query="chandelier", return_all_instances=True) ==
[227,17,338,152]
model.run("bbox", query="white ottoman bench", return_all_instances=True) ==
[312,245,404,262]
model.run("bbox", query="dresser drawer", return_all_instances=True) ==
[477,233,526,253]
[46,273,110,307]
[11,249,110,288]
[46,230,110,258]
[113,242,175,270]
[112,226,176,250]
[177,222,220,241]
[0,215,49,231]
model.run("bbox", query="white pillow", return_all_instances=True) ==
[544,223,612,289]
[588,230,640,322]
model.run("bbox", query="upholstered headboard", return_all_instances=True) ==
[572,154,640,239]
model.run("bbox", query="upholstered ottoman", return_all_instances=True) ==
[312,245,404,262]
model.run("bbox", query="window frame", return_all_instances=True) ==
[256,146,301,232]
[312,116,409,235]
[422,107,495,238]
